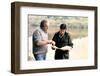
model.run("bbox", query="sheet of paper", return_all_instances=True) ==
[51,45,72,51]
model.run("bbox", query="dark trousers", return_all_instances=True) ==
[55,49,69,60]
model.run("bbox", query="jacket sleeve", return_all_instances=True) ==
[67,34,73,48]
[52,33,57,42]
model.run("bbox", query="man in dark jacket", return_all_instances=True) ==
[52,24,73,60]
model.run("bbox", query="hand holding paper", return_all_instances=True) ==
[51,45,72,51]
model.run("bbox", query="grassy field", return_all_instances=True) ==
[28,15,88,40]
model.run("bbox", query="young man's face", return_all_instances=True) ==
[59,29,66,36]
[42,22,49,33]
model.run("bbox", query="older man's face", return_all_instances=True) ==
[42,22,49,33]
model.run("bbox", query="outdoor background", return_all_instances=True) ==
[28,15,88,61]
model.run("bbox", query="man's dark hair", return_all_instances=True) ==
[60,24,67,29]
[40,20,47,28]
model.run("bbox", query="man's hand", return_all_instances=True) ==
[51,46,57,50]
[48,40,55,45]
[51,45,72,51]
[51,41,55,46]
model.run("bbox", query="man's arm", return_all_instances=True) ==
[33,30,53,46]
[67,33,73,48]
[37,40,50,46]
